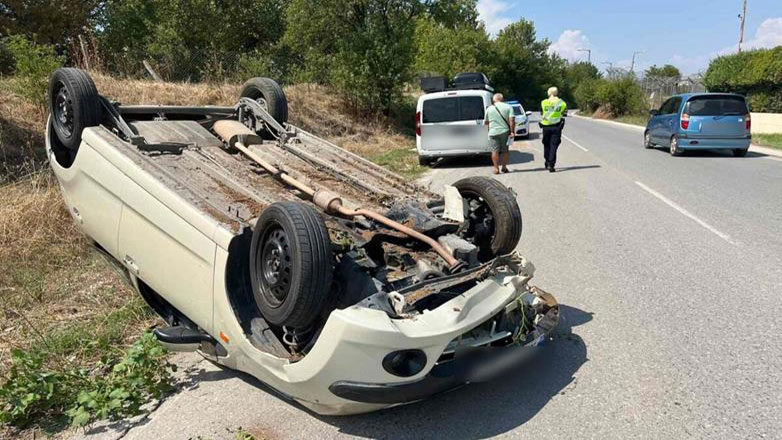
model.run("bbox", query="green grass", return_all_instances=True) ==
[753,133,782,150]
[369,147,426,179]
[613,114,650,127]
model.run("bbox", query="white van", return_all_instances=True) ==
[415,89,493,165]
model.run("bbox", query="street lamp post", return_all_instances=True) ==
[577,48,592,63]
[630,51,645,73]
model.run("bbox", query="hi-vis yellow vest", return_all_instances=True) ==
[541,97,567,126]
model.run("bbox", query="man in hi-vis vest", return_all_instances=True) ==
[539,87,567,172]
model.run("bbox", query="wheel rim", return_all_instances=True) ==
[645,132,650,146]
[458,191,496,250]
[54,82,73,137]
[670,137,678,154]
[258,225,292,308]
[256,96,268,112]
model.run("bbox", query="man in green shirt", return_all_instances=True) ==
[484,93,515,174]
[539,86,567,172]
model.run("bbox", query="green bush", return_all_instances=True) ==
[0,333,175,429]
[0,40,14,76]
[704,47,782,112]
[574,78,601,112]
[574,77,647,116]
[3,36,64,107]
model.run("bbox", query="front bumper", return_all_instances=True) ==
[329,326,550,404]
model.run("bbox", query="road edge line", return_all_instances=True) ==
[562,135,588,152]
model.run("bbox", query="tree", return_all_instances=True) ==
[563,61,602,107]
[645,64,681,81]
[285,0,424,114]
[490,19,564,109]
[413,17,492,78]
[99,0,286,80]
[0,0,101,52]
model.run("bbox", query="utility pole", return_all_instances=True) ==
[577,48,591,63]
[738,0,747,52]
[631,51,644,73]
[602,61,614,78]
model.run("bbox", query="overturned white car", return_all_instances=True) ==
[45,68,559,415]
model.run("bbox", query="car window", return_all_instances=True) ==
[658,98,673,114]
[512,105,522,116]
[685,96,748,116]
[422,96,485,123]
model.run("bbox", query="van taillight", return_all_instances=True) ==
[415,111,421,136]
[745,113,751,131]
[680,113,690,130]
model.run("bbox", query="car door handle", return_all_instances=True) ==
[123,255,140,275]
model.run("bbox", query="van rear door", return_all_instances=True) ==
[685,95,749,138]
[420,95,488,153]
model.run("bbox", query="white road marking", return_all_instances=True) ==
[563,135,589,152]
[635,181,737,245]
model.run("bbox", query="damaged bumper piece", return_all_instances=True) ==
[258,253,559,415]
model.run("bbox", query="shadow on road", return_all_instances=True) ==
[508,164,602,174]
[318,304,591,439]
[647,146,771,159]
[433,150,535,169]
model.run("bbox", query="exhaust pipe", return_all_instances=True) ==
[213,120,460,268]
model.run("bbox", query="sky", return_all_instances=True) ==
[476,0,782,75]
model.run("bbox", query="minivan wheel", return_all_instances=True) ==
[669,135,681,156]
[644,131,653,149]
[250,202,333,329]
[732,148,748,157]
[453,176,522,262]
[48,68,102,150]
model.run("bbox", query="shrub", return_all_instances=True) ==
[704,47,782,112]
[593,77,647,117]
[574,78,602,112]
[3,36,64,107]
[0,333,175,429]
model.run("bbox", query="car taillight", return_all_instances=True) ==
[681,113,690,130]
[415,111,421,136]
[745,113,751,131]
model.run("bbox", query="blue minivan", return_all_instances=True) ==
[645,93,752,157]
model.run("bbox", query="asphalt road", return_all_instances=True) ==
[79,115,782,440]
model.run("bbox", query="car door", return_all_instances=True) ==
[659,97,683,141]
[117,178,217,333]
[651,98,671,142]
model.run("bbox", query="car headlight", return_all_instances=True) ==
[382,349,427,377]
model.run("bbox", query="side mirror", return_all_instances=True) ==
[649,109,659,116]
[525,111,532,116]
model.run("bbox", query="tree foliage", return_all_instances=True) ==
[645,64,681,81]
[0,0,101,51]
[704,47,782,112]
[413,18,492,78]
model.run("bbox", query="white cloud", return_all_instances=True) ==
[477,0,513,36]
[742,17,782,50]
[548,30,590,62]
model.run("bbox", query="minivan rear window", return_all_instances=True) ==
[423,96,485,123]
[686,96,748,116]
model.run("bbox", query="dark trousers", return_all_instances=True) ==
[541,124,562,167]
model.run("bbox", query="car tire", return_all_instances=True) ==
[250,202,333,329]
[644,131,654,149]
[669,135,681,156]
[453,176,522,262]
[239,77,288,125]
[48,68,102,150]
[732,148,748,157]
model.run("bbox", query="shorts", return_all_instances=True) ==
[489,132,510,153]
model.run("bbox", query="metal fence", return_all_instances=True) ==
[638,73,707,109]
